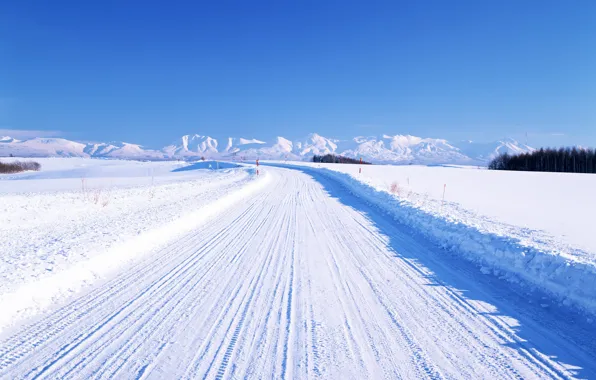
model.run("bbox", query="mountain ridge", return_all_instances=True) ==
[0,133,534,164]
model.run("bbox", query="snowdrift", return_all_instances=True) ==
[0,159,267,332]
[276,163,596,315]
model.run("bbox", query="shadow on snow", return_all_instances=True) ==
[270,163,596,379]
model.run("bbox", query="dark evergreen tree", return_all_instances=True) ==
[488,147,596,174]
[312,154,372,165]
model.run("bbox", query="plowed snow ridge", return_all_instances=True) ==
[276,163,596,315]
[0,166,595,379]
[0,166,266,332]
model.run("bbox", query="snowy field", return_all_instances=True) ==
[0,158,266,332]
[271,161,596,315]
[289,162,595,254]
[1,158,595,378]
[0,157,241,193]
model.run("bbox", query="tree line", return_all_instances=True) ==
[0,160,42,174]
[488,147,596,174]
[312,154,372,165]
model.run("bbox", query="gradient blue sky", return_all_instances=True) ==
[2,1,596,148]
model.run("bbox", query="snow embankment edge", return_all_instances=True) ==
[0,168,270,333]
[284,164,596,316]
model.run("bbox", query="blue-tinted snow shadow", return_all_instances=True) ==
[267,163,596,378]
[172,161,240,172]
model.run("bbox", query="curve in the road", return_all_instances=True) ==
[0,166,595,379]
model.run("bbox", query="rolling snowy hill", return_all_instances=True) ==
[0,138,165,160]
[0,133,534,164]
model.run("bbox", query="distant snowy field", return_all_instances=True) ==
[3,157,596,330]
[0,157,238,193]
[0,157,265,331]
[290,162,596,254]
[270,161,596,314]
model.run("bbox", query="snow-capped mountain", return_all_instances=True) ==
[1,136,19,143]
[162,134,218,157]
[223,137,266,154]
[294,133,339,156]
[0,138,88,158]
[225,137,298,160]
[93,142,165,159]
[0,138,165,160]
[0,133,535,164]
[453,138,535,162]
[82,142,163,159]
[337,135,471,164]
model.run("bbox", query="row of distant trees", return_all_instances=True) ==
[312,154,372,165]
[488,147,596,174]
[0,160,41,174]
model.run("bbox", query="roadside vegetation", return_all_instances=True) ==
[0,160,42,174]
[489,147,596,174]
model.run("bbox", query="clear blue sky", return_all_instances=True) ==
[2,1,596,148]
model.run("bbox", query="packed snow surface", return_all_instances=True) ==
[273,162,596,315]
[0,158,265,331]
[0,160,595,378]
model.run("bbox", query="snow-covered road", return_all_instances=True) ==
[1,166,595,379]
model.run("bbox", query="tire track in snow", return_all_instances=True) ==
[185,175,296,379]
[99,197,272,378]
[0,188,265,372]
[309,175,440,379]
[211,197,293,379]
[279,207,296,380]
[238,199,295,378]
[183,205,278,378]
[337,186,569,379]
[302,203,370,376]
[1,183,271,379]
[29,209,248,379]
[306,168,563,379]
[1,166,595,379]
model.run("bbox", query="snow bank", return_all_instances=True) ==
[0,158,268,332]
[276,163,596,315]
[285,162,596,255]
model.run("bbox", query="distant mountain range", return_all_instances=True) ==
[0,133,534,165]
